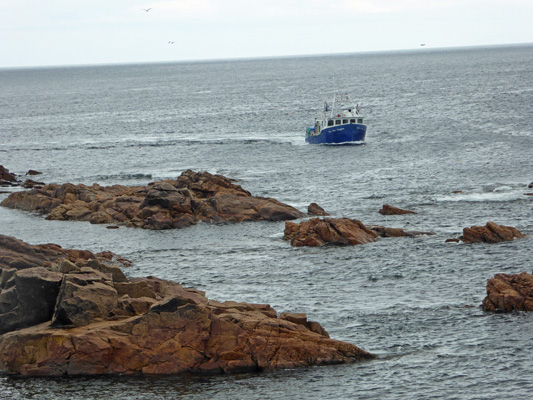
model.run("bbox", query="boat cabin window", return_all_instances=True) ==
[342,119,349,124]
[335,120,341,125]
[350,119,356,123]
[328,120,334,126]
[357,118,363,123]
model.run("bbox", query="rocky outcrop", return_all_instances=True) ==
[307,203,330,216]
[0,235,374,376]
[378,204,416,215]
[0,165,16,185]
[369,226,435,238]
[1,170,306,230]
[284,218,435,247]
[482,272,533,312]
[284,218,379,247]
[459,222,525,243]
[0,166,43,188]
[0,235,131,334]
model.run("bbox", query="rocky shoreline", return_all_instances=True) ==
[0,166,530,377]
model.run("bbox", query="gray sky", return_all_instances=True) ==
[1,0,532,67]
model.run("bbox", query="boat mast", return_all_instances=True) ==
[330,60,338,119]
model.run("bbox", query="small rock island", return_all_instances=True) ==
[1,170,306,230]
[0,235,374,376]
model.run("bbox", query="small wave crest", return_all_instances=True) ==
[438,185,531,203]
[89,172,153,182]
[172,137,298,146]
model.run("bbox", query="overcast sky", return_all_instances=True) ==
[1,0,532,67]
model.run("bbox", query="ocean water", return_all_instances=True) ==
[1,44,533,399]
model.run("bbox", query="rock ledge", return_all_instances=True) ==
[0,235,374,376]
[482,272,533,312]
[1,170,306,230]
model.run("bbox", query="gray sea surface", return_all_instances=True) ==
[1,44,533,399]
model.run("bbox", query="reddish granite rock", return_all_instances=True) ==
[307,203,330,216]
[378,204,417,215]
[369,225,435,238]
[1,267,64,333]
[0,235,374,376]
[284,218,379,247]
[482,272,533,312]
[284,218,435,247]
[0,303,373,376]
[0,235,130,334]
[459,222,525,243]
[445,238,461,243]
[1,170,305,230]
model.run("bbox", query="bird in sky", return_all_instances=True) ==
[168,41,175,44]
[142,8,152,12]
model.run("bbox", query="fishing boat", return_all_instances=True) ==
[305,93,367,145]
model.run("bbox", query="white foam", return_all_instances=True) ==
[439,187,528,203]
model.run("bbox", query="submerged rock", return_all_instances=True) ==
[1,170,306,230]
[369,225,435,238]
[307,203,330,216]
[482,272,533,312]
[0,235,374,376]
[378,204,417,215]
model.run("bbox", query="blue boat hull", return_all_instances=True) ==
[305,124,367,145]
